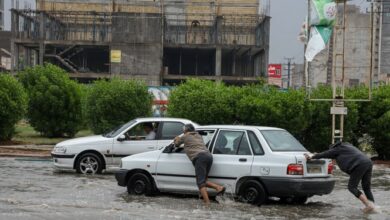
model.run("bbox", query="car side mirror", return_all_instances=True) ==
[117,134,126,142]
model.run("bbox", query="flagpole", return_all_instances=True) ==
[304,0,310,94]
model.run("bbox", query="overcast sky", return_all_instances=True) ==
[269,0,307,64]
[3,0,369,65]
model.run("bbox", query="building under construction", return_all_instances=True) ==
[11,0,270,85]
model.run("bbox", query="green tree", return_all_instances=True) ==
[18,64,83,137]
[86,78,152,134]
[0,74,28,141]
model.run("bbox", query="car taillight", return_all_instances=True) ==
[328,163,334,174]
[287,164,304,175]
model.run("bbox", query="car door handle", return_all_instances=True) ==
[147,147,154,149]
[239,158,247,162]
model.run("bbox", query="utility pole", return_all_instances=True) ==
[284,57,294,89]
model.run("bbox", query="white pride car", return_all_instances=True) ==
[116,125,336,205]
[51,118,197,174]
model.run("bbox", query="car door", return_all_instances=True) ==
[155,129,217,193]
[111,121,161,166]
[208,129,254,192]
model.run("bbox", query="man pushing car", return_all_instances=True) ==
[174,124,226,205]
[305,142,376,213]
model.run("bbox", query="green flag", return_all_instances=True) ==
[310,0,336,26]
[305,26,333,62]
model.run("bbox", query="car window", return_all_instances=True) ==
[104,120,136,138]
[237,134,252,155]
[197,130,216,149]
[124,122,159,141]
[260,130,307,152]
[213,130,246,155]
[248,131,264,155]
[160,122,184,140]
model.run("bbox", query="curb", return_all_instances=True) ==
[0,153,51,158]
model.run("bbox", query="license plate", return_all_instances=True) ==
[307,166,322,174]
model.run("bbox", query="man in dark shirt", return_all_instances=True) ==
[305,142,375,213]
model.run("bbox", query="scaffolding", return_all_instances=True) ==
[11,1,270,85]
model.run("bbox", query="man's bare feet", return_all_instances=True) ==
[362,205,375,213]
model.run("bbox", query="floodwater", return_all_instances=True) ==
[0,157,389,220]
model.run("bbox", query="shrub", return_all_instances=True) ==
[86,78,152,134]
[0,74,28,141]
[168,79,235,124]
[360,85,390,159]
[18,64,83,137]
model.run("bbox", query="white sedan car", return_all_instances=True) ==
[115,125,335,205]
[51,117,197,174]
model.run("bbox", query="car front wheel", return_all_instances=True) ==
[239,180,267,205]
[76,153,102,175]
[127,173,153,196]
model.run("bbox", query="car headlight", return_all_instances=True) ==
[53,146,67,154]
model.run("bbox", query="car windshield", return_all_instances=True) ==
[260,130,307,152]
[103,120,136,138]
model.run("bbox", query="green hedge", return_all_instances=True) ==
[18,64,83,138]
[0,74,28,141]
[168,79,389,158]
[236,86,309,140]
[86,78,152,134]
[359,85,390,159]
[168,79,235,124]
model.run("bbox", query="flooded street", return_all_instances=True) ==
[0,157,389,220]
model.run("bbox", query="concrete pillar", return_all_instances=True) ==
[232,49,236,76]
[195,51,198,75]
[11,10,18,72]
[39,43,45,65]
[179,48,182,75]
[38,11,45,66]
[24,47,29,67]
[215,47,221,76]
[11,41,17,72]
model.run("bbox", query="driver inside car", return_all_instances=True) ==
[143,123,156,140]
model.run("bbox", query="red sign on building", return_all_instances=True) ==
[268,64,282,87]
[268,64,282,78]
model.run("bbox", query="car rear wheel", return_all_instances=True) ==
[76,153,102,175]
[127,173,153,196]
[239,180,267,205]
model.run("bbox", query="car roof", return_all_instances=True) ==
[197,125,284,131]
[135,117,197,124]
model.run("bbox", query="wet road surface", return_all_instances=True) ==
[0,157,389,220]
